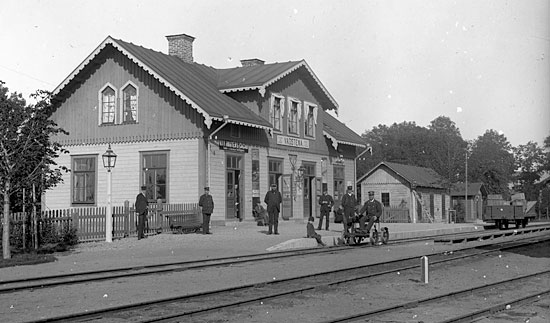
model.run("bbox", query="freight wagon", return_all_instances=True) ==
[483,193,535,230]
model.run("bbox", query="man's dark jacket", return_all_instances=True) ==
[135,193,148,215]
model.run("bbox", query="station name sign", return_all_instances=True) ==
[276,135,310,149]
[217,140,248,153]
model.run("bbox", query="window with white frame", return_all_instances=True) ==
[288,99,299,135]
[304,103,316,137]
[270,95,282,131]
[101,86,116,124]
[141,152,168,203]
[122,83,138,123]
[72,156,96,205]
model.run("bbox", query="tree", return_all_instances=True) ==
[0,82,68,259]
[513,141,546,200]
[427,116,467,184]
[359,121,433,178]
[468,130,515,196]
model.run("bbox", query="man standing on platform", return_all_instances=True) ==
[318,189,334,231]
[340,186,357,234]
[264,183,282,235]
[199,187,214,235]
[135,186,148,240]
[358,191,382,235]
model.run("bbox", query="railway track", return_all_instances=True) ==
[2,225,547,294]
[27,234,550,322]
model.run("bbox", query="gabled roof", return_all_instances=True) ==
[215,60,339,112]
[52,36,272,130]
[450,182,488,197]
[322,112,366,149]
[358,161,446,189]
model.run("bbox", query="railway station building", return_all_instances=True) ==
[44,33,366,224]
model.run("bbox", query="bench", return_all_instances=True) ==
[162,208,202,234]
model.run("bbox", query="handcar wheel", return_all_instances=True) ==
[354,236,363,245]
[381,227,389,244]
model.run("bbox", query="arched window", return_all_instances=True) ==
[122,84,138,123]
[101,86,116,124]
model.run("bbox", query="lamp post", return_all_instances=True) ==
[102,144,117,242]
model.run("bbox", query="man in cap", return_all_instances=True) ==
[358,191,383,234]
[264,183,282,234]
[318,189,334,230]
[199,186,214,234]
[135,186,148,240]
[340,186,357,234]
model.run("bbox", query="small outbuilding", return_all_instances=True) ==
[450,182,488,222]
[357,161,449,223]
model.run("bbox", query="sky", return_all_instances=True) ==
[0,0,548,147]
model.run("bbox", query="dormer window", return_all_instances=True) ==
[270,94,283,131]
[122,84,138,123]
[101,86,116,124]
[288,98,300,135]
[304,102,317,138]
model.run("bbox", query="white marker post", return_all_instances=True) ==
[421,256,429,284]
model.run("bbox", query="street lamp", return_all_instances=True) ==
[102,144,117,242]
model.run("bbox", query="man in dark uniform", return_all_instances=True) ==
[318,189,334,230]
[340,186,357,233]
[199,186,214,234]
[135,186,148,240]
[358,191,383,234]
[264,183,282,235]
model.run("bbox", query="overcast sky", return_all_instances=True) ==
[1,0,548,147]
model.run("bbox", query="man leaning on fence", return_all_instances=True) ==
[135,186,148,240]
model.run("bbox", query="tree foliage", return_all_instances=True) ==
[468,130,515,197]
[0,81,69,259]
[513,141,546,200]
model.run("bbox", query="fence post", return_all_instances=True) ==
[71,209,79,239]
[124,200,130,237]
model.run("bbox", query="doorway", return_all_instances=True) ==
[226,155,242,220]
[302,163,316,219]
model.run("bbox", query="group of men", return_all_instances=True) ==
[134,184,381,239]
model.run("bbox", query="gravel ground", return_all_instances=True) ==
[1,223,547,322]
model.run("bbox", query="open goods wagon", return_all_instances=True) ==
[483,205,533,230]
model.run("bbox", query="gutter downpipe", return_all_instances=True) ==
[354,145,372,202]
[207,115,230,187]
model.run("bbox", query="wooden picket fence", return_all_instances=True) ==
[8,202,199,243]
[380,206,410,223]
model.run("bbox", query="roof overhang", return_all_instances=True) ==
[323,130,366,150]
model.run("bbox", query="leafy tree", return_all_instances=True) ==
[468,130,515,197]
[0,82,68,259]
[513,141,546,200]
[427,116,467,185]
[359,121,433,177]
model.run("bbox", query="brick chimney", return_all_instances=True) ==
[240,58,265,67]
[166,33,195,63]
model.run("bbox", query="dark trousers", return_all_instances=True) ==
[202,213,211,234]
[342,208,355,233]
[308,232,325,245]
[268,210,279,233]
[359,215,376,232]
[318,209,330,230]
[137,212,146,239]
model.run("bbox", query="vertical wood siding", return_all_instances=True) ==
[50,50,203,146]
